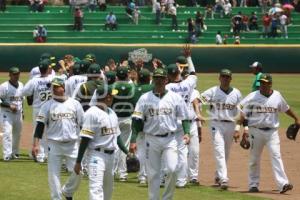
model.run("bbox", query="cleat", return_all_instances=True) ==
[190,179,200,185]
[220,182,228,190]
[280,184,293,194]
[249,187,259,193]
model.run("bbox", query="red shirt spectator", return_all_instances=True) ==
[262,14,271,27]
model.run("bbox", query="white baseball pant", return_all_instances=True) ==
[175,129,188,187]
[1,111,22,159]
[48,140,81,200]
[248,127,290,191]
[210,120,235,184]
[188,121,200,181]
[136,132,147,182]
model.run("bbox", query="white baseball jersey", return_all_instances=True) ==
[65,75,87,97]
[189,89,201,120]
[30,66,55,79]
[239,90,289,128]
[132,90,189,136]
[80,106,121,150]
[36,98,84,142]
[22,76,53,109]
[0,81,24,113]
[201,86,242,121]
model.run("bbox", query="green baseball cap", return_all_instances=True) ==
[51,77,65,87]
[9,67,20,74]
[176,56,188,67]
[220,69,232,77]
[85,53,96,62]
[138,68,150,79]
[105,71,117,84]
[259,73,272,83]
[97,84,118,97]
[116,66,129,78]
[153,68,167,78]
[167,64,180,75]
[73,61,81,75]
[87,63,101,74]
[80,59,91,74]
[39,59,51,70]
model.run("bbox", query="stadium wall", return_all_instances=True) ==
[0,44,299,73]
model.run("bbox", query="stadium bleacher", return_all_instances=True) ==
[0,5,299,44]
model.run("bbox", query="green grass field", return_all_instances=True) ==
[1,73,299,200]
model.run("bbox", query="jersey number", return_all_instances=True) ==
[39,91,52,101]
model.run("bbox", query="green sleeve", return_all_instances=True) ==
[117,136,129,155]
[131,118,144,143]
[34,122,45,139]
[76,137,90,164]
[182,120,191,135]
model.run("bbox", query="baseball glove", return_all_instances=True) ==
[286,124,300,140]
[240,136,250,150]
[126,154,140,173]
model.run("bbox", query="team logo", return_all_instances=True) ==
[128,48,152,63]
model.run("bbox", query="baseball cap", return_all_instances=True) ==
[80,59,91,74]
[87,63,101,74]
[153,68,167,78]
[220,69,232,76]
[176,56,188,67]
[51,77,65,87]
[116,66,129,78]
[138,68,150,79]
[249,61,262,68]
[259,73,272,83]
[105,71,117,84]
[73,61,81,75]
[167,64,180,75]
[85,53,96,62]
[40,53,56,63]
[39,59,51,70]
[9,67,20,74]
[97,84,118,97]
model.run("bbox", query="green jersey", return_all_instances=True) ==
[252,72,262,92]
[112,81,135,118]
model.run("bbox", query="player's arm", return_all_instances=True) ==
[117,136,129,155]
[130,117,144,153]
[183,44,196,74]
[32,121,45,160]
[192,98,203,142]
[74,136,90,175]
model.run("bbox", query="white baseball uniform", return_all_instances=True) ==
[80,106,120,200]
[188,89,201,181]
[22,75,53,162]
[0,81,24,160]
[239,90,291,191]
[36,97,84,200]
[65,75,87,97]
[132,90,189,200]
[30,66,55,79]
[201,86,242,184]
[166,74,197,187]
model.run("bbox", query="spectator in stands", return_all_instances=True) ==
[195,11,204,36]
[241,13,250,32]
[88,0,97,12]
[105,11,117,30]
[261,0,270,13]
[223,0,232,18]
[125,0,135,19]
[133,7,140,25]
[234,35,240,44]
[240,0,247,7]
[0,0,6,12]
[187,18,197,43]
[98,0,107,11]
[216,30,223,44]
[214,0,225,18]
[160,0,167,17]
[69,0,76,12]
[33,25,47,43]
[262,13,271,38]
[270,14,279,37]
[204,4,214,19]
[29,0,44,12]
[249,11,259,31]
[231,12,243,36]
[293,0,300,12]
[280,13,288,38]
[154,0,161,25]
[169,4,178,31]
[74,7,84,31]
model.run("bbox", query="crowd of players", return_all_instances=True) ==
[1,46,299,200]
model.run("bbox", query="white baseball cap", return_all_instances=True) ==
[249,61,262,68]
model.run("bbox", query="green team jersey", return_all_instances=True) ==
[76,79,103,111]
[112,81,135,118]
[131,83,154,107]
[252,72,262,92]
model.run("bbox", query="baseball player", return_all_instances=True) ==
[112,66,135,182]
[201,69,242,190]
[131,69,153,184]
[74,84,129,200]
[0,67,24,161]
[65,61,87,97]
[235,73,300,193]
[30,53,56,79]
[130,68,190,200]
[32,77,84,200]
[249,61,263,91]
[165,53,197,187]
[22,59,54,162]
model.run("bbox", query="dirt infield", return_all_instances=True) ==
[11,122,300,200]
